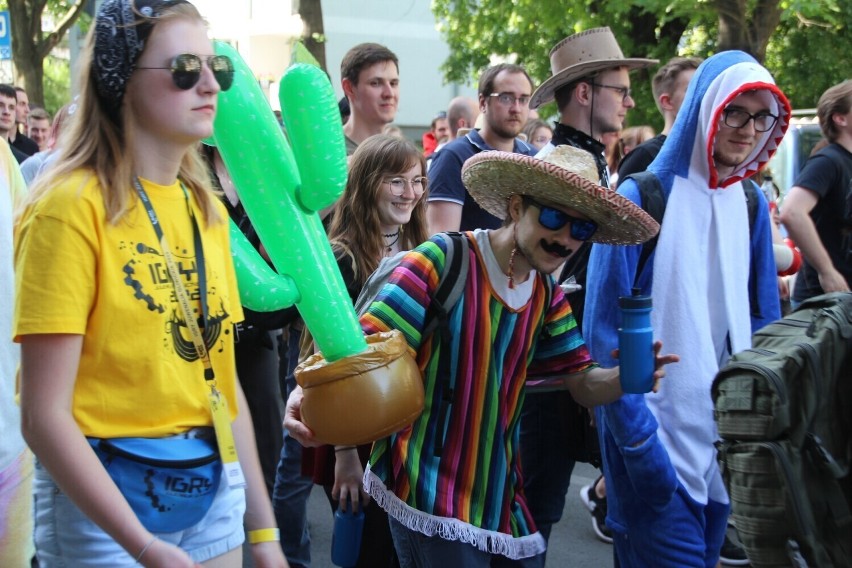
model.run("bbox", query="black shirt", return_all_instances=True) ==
[550,122,609,332]
[791,143,852,301]
[617,134,667,180]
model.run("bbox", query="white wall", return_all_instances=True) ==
[322,0,477,132]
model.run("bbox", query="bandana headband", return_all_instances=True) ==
[93,0,190,119]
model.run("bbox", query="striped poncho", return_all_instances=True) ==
[362,231,594,559]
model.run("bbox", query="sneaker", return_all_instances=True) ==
[580,476,613,544]
[719,528,750,566]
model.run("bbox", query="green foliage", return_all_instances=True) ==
[42,53,70,115]
[765,0,852,109]
[431,0,848,129]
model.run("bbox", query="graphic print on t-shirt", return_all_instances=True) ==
[121,239,231,362]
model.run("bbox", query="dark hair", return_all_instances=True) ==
[0,84,18,100]
[340,43,399,86]
[817,79,852,143]
[478,63,532,97]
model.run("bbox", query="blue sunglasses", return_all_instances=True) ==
[523,197,598,241]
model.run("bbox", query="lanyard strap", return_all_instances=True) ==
[133,177,216,384]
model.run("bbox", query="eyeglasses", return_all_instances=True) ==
[591,83,632,103]
[384,176,427,197]
[137,54,235,91]
[721,108,778,132]
[523,197,598,241]
[488,93,531,107]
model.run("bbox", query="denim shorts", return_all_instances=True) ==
[33,457,246,567]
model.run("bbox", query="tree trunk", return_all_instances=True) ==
[715,0,781,62]
[293,0,326,73]
[8,0,45,104]
[7,0,88,107]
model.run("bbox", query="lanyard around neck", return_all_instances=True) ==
[133,177,215,384]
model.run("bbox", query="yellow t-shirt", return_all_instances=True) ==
[13,170,244,438]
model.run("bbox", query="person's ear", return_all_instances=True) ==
[659,93,674,112]
[342,78,356,101]
[575,82,593,106]
[507,194,525,223]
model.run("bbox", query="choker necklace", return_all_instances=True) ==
[384,229,401,252]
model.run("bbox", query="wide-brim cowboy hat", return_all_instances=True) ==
[461,145,659,245]
[530,27,658,109]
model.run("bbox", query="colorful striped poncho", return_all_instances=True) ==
[362,231,594,559]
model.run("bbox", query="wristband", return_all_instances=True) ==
[135,537,157,563]
[247,528,280,544]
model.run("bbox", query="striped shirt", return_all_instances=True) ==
[362,232,594,558]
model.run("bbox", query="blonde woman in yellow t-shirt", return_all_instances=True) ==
[12,2,287,568]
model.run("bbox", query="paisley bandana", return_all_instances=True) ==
[93,0,190,119]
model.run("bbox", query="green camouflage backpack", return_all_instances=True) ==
[712,292,852,567]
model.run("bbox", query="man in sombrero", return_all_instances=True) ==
[287,145,676,566]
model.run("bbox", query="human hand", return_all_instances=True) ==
[333,447,370,513]
[139,538,202,568]
[250,541,290,568]
[611,340,679,394]
[778,276,790,300]
[283,385,321,447]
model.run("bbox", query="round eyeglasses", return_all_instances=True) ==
[137,54,235,91]
[383,176,427,197]
[721,108,778,132]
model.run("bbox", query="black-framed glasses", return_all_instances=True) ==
[137,54,235,91]
[523,197,598,241]
[488,92,531,107]
[383,176,427,197]
[591,83,632,103]
[721,108,778,132]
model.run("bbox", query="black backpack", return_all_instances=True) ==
[625,171,764,319]
[711,292,852,567]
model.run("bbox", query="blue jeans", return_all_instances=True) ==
[516,391,577,564]
[272,329,314,568]
[389,518,542,568]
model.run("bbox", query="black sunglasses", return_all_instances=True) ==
[137,54,234,91]
[523,197,598,241]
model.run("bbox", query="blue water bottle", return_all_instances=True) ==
[331,498,364,567]
[618,287,655,393]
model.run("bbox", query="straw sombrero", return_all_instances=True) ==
[529,27,658,109]
[461,145,659,245]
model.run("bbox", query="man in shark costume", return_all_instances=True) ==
[583,51,791,567]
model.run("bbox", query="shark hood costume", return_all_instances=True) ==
[584,51,790,566]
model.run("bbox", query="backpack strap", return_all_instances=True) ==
[621,171,665,288]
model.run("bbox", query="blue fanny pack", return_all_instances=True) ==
[88,435,222,533]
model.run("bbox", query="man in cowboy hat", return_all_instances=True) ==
[520,26,657,552]
[285,145,674,566]
[584,51,790,566]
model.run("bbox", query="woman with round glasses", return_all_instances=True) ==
[298,134,429,567]
[13,1,286,567]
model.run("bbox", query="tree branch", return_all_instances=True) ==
[37,0,87,59]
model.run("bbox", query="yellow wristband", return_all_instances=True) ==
[247,528,280,544]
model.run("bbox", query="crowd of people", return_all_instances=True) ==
[2,1,850,568]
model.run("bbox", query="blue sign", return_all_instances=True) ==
[0,11,11,60]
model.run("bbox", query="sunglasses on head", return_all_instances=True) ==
[137,54,235,91]
[523,197,598,241]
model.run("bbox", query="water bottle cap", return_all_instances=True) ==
[619,292,652,309]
